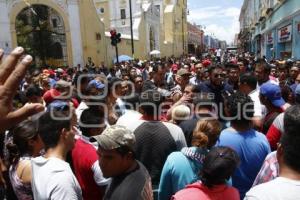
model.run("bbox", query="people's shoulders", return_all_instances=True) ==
[115,161,152,199]
[32,156,71,172]
[245,177,300,200]
[165,151,185,165]
[171,182,203,200]
[73,138,98,160]
[162,121,182,131]
[172,182,239,200]
[162,122,186,146]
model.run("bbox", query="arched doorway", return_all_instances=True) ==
[15,4,67,67]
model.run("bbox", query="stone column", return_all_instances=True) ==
[0,0,12,55]
[67,0,84,66]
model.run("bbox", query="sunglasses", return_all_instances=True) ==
[214,74,225,78]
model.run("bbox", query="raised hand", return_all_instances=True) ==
[0,47,44,133]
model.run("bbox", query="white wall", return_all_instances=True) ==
[0,1,12,55]
[67,0,84,66]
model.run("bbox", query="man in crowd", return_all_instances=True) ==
[72,107,110,200]
[198,65,233,106]
[239,72,264,129]
[92,125,153,200]
[254,59,271,87]
[170,68,191,103]
[245,105,300,199]
[217,92,270,199]
[32,110,82,199]
[259,82,290,134]
[189,63,205,86]
[117,89,187,188]
[225,63,240,92]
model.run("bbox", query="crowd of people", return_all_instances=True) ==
[0,46,300,200]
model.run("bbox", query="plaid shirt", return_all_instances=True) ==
[252,151,279,186]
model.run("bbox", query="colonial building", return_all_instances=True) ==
[0,0,107,67]
[239,0,300,60]
[187,22,204,56]
[94,0,160,62]
[94,0,188,61]
[159,0,188,57]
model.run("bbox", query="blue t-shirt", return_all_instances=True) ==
[217,128,271,199]
[158,147,207,200]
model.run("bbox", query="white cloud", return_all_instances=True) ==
[187,6,240,43]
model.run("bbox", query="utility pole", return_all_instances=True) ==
[129,0,135,58]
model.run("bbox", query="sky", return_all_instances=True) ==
[187,0,243,44]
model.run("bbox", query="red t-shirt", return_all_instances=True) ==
[72,138,105,200]
[172,182,240,200]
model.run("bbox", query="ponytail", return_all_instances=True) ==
[191,118,221,148]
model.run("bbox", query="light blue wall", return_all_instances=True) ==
[292,14,300,59]
[251,0,300,59]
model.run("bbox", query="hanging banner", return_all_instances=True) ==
[278,24,292,43]
[267,32,273,44]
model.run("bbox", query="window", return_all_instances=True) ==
[120,9,126,19]
[99,7,105,14]
[96,33,101,40]
[155,5,160,13]
[52,18,58,28]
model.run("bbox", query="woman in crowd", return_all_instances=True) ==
[158,118,221,200]
[172,146,240,200]
[7,118,44,200]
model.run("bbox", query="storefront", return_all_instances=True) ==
[277,24,292,59]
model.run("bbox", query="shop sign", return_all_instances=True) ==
[278,24,292,43]
[267,32,273,44]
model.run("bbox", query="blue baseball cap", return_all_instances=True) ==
[47,100,69,112]
[260,82,285,108]
[88,80,105,90]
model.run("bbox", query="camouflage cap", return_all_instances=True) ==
[91,125,136,150]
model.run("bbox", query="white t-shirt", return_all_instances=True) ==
[244,177,300,200]
[31,156,82,200]
[248,89,264,117]
[216,49,222,57]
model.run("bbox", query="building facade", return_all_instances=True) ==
[94,0,160,62]
[239,0,300,60]
[94,0,188,62]
[0,0,108,67]
[187,22,204,56]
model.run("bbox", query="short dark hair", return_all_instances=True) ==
[38,111,71,150]
[282,105,300,173]
[200,146,239,188]
[108,77,122,95]
[152,63,165,73]
[255,59,271,74]
[115,145,136,158]
[7,118,39,164]
[123,93,140,110]
[240,72,257,90]
[25,84,43,98]
[225,63,239,71]
[225,91,254,122]
[79,108,104,137]
[139,90,163,116]
[208,65,223,74]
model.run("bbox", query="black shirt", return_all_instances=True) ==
[104,161,152,200]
